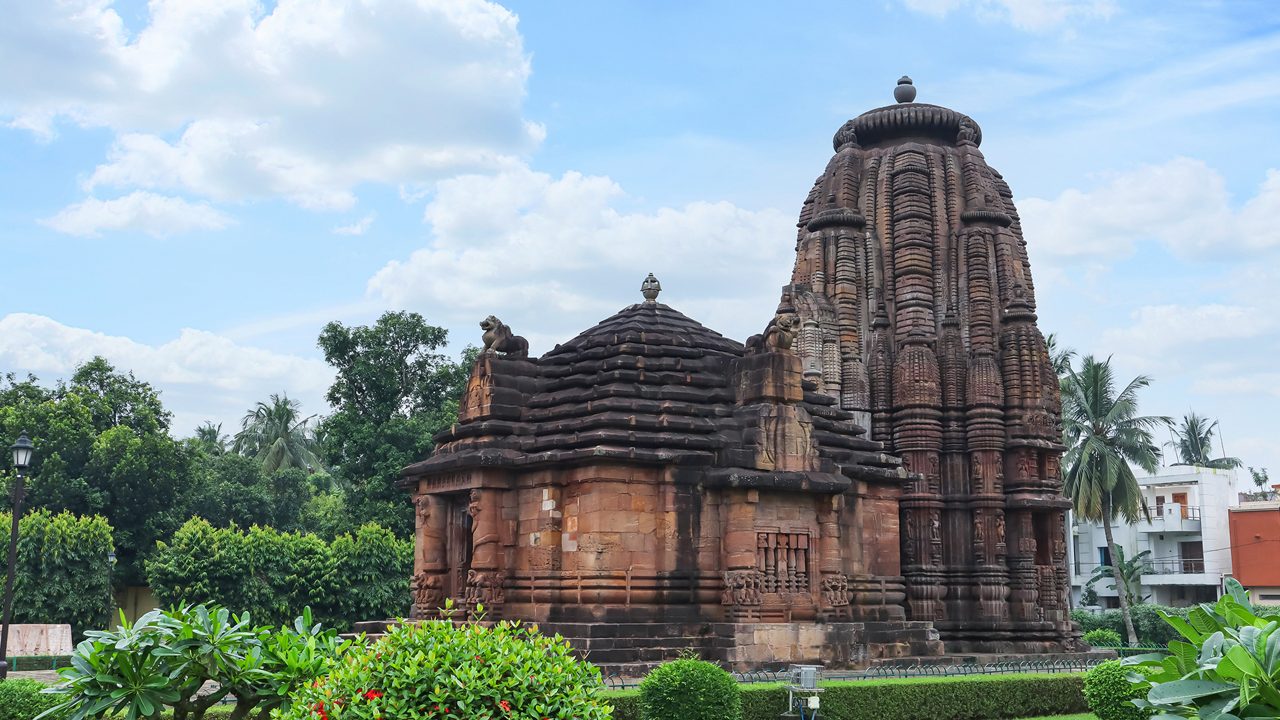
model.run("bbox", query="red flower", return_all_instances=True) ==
[312,702,328,720]
[499,699,512,713]
[363,689,384,700]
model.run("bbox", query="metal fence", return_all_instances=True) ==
[601,656,1116,690]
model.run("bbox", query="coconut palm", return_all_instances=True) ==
[1169,412,1242,470]
[192,421,229,455]
[233,393,321,474]
[1061,355,1170,645]
[1045,333,1076,378]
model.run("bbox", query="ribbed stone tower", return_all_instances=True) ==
[782,77,1073,650]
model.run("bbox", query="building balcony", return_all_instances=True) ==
[1141,559,1218,586]
[1136,504,1201,534]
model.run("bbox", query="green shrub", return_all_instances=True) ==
[41,604,343,720]
[1083,661,1149,720]
[276,608,612,720]
[609,673,1084,720]
[146,518,410,630]
[639,659,742,720]
[0,679,64,720]
[1084,628,1124,647]
[0,509,113,638]
[1124,578,1280,719]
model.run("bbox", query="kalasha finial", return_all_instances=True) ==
[641,273,661,302]
[894,76,916,103]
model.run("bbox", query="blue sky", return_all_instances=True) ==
[2,0,1279,475]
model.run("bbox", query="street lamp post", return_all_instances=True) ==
[0,432,34,680]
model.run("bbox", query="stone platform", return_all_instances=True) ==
[354,619,944,675]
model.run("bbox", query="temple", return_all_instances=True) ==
[397,78,1078,670]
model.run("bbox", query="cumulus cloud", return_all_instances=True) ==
[41,191,233,237]
[0,313,333,438]
[1021,158,1280,262]
[333,213,377,236]
[367,165,794,349]
[899,0,1114,31]
[2,0,541,211]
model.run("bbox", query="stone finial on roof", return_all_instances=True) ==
[894,76,916,103]
[641,273,661,302]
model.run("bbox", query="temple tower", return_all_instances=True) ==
[782,77,1072,651]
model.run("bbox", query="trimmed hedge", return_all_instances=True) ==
[0,679,65,720]
[609,673,1086,720]
[0,510,113,638]
[639,658,742,720]
[146,518,410,630]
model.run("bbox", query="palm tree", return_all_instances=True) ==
[233,393,321,474]
[1169,412,1242,470]
[192,421,229,455]
[1045,333,1076,378]
[1061,355,1170,645]
[1086,547,1152,607]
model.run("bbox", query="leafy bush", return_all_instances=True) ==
[276,606,612,720]
[639,658,741,720]
[1084,628,1124,648]
[609,674,1084,720]
[1124,578,1280,719]
[0,679,65,720]
[40,604,344,720]
[0,509,113,638]
[146,518,410,630]
[1083,661,1150,720]
[1071,606,1189,646]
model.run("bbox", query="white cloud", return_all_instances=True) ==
[0,313,333,437]
[1102,304,1274,357]
[41,191,232,237]
[899,0,1113,31]
[332,213,376,236]
[1021,158,1280,262]
[2,0,540,210]
[367,165,794,350]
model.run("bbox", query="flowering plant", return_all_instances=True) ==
[278,603,612,720]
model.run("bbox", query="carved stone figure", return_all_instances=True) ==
[480,315,529,358]
[745,313,798,354]
[721,569,764,606]
[465,569,505,606]
[821,574,851,607]
[411,571,444,614]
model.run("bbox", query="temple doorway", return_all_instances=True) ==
[445,494,473,600]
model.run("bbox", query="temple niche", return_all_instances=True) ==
[397,78,1079,671]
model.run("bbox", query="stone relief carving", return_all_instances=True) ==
[721,570,764,606]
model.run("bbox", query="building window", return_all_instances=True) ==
[1260,594,1280,602]
[1099,546,1111,567]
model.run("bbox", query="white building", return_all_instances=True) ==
[1067,466,1239,608]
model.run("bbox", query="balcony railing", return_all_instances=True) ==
[1136,504,1201,533]
[1142,558,1206,575]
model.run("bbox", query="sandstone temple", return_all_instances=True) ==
[397,78,1078,670]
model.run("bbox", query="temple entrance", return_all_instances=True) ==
[445,494,473,600]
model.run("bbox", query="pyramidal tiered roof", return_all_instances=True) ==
[403,284,903,484]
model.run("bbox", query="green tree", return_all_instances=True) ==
[1045,332,1077,378]
[1250,466,1271,492]
[233,393,321,474]
[191,420,229,455]
[317,311,475,535]
[67,356,171,434]
[1168,411,1242,470]
[1062,355,1170,646]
